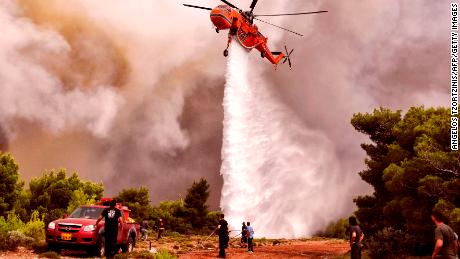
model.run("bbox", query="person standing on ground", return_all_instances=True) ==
[95,199,123,259]
[140,219,149,241]
[349,216,364,259]
[246,222,254,253]
[156,218,165,240]
[217,214,229,258]
[241,222,248,248]
[431,211,458,259]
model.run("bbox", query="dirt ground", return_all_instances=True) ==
[0,238,350,258]
[180,239,350,259]
[0,247,36,258]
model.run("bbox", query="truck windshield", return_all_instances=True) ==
[69,207,104,219]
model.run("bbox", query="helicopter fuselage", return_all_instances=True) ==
[210,5,284,65]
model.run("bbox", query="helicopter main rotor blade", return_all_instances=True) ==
[255,10,328,17]
[250,0,259,12]
[254,18,303,37]
[183,4,212,10]
[220,0,239,9]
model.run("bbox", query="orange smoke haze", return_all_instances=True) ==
[18,0,130,90]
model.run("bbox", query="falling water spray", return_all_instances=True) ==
[220,42,345,238]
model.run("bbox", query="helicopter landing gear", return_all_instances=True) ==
[223,49,228,57]
[215,28,219,33]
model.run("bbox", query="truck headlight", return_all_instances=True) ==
[48,222,56,230]
[83,225,95,232]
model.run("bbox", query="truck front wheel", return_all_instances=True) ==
[121,236,135,253]
[92,236,105,257]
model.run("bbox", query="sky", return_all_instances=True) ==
[0,0,449,223]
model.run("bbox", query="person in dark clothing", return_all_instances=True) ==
[155,218,165,240]
[140,220,149,241]
[217,214,229,258]
[241,222,248,248]
[349,216,364,259]
[246,222,254,253]
[431,211,458,259]
[95,199,123,259]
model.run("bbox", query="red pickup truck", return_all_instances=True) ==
[46,199,140,257]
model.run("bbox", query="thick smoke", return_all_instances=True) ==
[0,0,449,231]
[1,0,226,206]
[0,0,122,138]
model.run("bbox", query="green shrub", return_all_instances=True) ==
[0,230,34,251]
[0,212,46,251]
[154,249,177,259]
[28,169,104,225]
[0,235,13,251]
[205,211,221,231]
[321,217,349,239]
[22,211,45,241]
[126,250,156,259]
[0,152,23,219]
[367,227,415,259]
[0,214,25,235]
[115,250,172,259]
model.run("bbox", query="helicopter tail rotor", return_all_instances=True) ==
[282,45,294,69]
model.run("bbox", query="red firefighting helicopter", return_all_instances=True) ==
[183,0,327,68]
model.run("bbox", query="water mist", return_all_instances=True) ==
[220,42,345,238]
